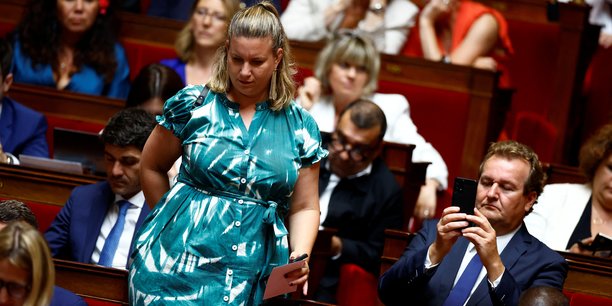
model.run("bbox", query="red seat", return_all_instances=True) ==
[336,264,379,306]
[121,40,177,81]
[510,111,558,163]
[564,291,612,306]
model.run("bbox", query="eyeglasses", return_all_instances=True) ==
[194,7,227,23]
[330,133,378,162]
[0,279,30,299]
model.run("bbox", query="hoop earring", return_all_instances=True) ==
[269,69,278,101]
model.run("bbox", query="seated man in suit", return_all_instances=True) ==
[379,141,568,306]
[315,99,403,303]
[45,108,155,269]
[0,199,86,306]
[0,37,49,164]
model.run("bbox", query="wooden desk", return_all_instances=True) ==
[0,164,100,206]
[8,83,124,126]
[559,251,612,299]
[54,259,129,305]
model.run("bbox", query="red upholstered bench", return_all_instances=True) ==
[121,40,177,81]
[564,290,612,306]
[0,197,61,233]
[0,21,14,37]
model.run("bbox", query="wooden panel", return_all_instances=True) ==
[543,163,587,185]
[559,251,612,298]
[8,83,124,125]
[0,164,100,206]
[54,259,129,305]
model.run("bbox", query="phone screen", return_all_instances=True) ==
[452,177,478,215]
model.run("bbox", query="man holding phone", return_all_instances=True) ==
[379,141,568,306]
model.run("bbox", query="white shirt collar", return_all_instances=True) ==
[114,191,145,208]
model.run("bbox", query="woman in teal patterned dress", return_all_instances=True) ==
[128,2,327,305]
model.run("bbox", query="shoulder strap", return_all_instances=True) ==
[193,85,210,108]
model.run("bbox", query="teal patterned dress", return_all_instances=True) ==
[128,85,327,305]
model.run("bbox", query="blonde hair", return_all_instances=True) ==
[314,30,380,96]
[0,221,54,306]
[207,1,296,110]
[175,0,242,62]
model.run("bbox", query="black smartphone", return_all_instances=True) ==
[578,233,612,253]
[452,177,478,215]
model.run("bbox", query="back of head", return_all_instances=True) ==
[100,108,156,151]
[315,31,380,96]
[126,63,184,110]
[208,1,296,110]
[0,221,54,306]
[579,123,612,183]
[0,199,38,229]
[0,36,12,79]
[480,140,546,198]
[518,286,569,306]
[339,98,387,142]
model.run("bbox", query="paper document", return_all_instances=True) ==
[263,260,305,300]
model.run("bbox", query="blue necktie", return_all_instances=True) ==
[98,200,130,267]
[442,253,483,306]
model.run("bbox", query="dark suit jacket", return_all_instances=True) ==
[44,181,150,268]
[51,286,87,306]
[378,220,568,306]
[316,158,402,301]
[0,96,49,158]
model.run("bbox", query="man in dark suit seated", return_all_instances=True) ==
[0,199,86,306]
[45,108,155,269]
[315,99,403,303]
[0,37,49,164]
[378,140,568,306]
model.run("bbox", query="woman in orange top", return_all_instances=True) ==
[413,0,513,87]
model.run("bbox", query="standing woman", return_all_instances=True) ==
[129,2,327,305]
[161,0,241,85]
[0,221,55,306]
[10,0,130,99]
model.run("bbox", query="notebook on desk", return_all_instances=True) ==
[53,128,106,176]
[19,154,84,175]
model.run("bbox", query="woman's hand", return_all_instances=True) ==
[297,77,322,110]
[286,252,310,295]
[420,0,453,24]
[568,237,596,256]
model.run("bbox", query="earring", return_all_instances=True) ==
[269,69,278,101]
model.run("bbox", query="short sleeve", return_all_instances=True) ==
[157,85,203,139]
[294,105,328,167]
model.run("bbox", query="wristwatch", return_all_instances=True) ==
[369,2,385,15]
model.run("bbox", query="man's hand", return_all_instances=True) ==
[429,206,469,264]
[463,207,504,282]
[414,179,439,220]
[297,77,322,110]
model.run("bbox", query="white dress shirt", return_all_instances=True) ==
[425,224,521,305]
[91,191,145,269]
